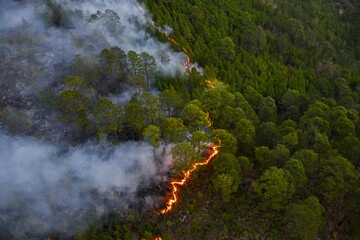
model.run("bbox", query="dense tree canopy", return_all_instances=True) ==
[4,0,359,239]
[55,0,360,236]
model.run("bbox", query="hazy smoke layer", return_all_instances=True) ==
[0,0,188,76]
[0,133,167,238]
[0,0,185,238]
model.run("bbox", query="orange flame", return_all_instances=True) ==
[202,104,212,127]
[184,57,192,75]
[167,37,191,74]
[134,0,192,74]
[157,83,219,216]
[135,2,145,14]
[164,32,178,45]
[200,80,215,89]
[158,104,218,215]
[134,0,220,220]
[159,145,220,214]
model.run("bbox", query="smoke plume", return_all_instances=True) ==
[0,0,188,238]
[0,0,189,76]
[0,133,170,238]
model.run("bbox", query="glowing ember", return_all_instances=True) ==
[159,145,220,214]
[202,105,212,127]
[184,57,192,75]
[133,0,220,220]
[135,1,145,14]
[158,103,219,214]
[134,0,192,75]
[205,80,215,88]
[201,80,215,89]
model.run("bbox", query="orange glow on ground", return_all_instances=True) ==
[159,145,220,214]
[134,1,192,74]
[202,104,212,127]
[200,80,215,88]
[184,57,192,75]
[159,103,219,215]
[134,1,221,234]
[205,80,215,88]
[135,2,145,14]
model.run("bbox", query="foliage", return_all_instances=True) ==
[28,0,360,238]
[285,196,324,240]
[143,125,161,148]
[171,142,200,174]
[212,153,241,202]
[94,98,122,140]
[181,103,208,131]
[161,117,187,143]
[57,89,92,130]
[212,129,237,154]
[283,159,307,190]
[253,166,295,211]
[319,155,358,201]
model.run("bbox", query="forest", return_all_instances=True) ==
[0,0,360,239]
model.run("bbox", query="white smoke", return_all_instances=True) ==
[0,0,190,76]
[0,0,194,237]
[0,133,169,238]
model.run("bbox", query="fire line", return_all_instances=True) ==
[134,3,220,239]
[201,80,215,89]
[160,145,220,214]
[135,2,145,13]
[135,0,192,75]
